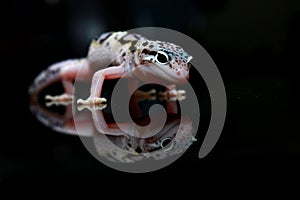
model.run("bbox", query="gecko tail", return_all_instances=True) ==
[28,59,81,97]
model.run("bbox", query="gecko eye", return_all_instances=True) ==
[155,51,169,65]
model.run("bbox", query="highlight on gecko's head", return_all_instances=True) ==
[134,40,192,84]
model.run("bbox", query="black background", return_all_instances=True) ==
[0,0,299,188]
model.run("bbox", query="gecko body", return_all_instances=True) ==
[29,31,192,106]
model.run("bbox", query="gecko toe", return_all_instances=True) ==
[94,97,107,104]
[77,98,86,105]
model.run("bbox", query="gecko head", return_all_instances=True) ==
[135,40,192,84]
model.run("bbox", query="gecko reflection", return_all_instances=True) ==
[92,113,195,163]
[30,87,196,163]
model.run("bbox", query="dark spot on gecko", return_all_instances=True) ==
[106,42,110,46]
[135,146,142,153]
[118,33,132,45]
[142,41,148,46]
[149,44,154,48]
[99,32,113,43]
[45,68,60,76]
[133,34,140,40]
[142,49,156,56]
[129,46,135,51]
[129,40,138,51]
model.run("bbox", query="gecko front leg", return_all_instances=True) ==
[77,64,126,107]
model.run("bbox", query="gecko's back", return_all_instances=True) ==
[29,31,145,97]
[87,31,147,68]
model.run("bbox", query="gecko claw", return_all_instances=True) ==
[77,97,107,111]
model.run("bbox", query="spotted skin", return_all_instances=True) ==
[137,40,191,75]
[29,31,192,106]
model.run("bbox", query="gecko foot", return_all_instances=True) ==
[77,97,107,106]
[158,89,186,101]
[45,94,73,107]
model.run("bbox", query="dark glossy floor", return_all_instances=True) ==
[0,0,299,186]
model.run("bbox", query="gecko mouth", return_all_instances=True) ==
[152,64,188,83]
[133,63,188,84]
